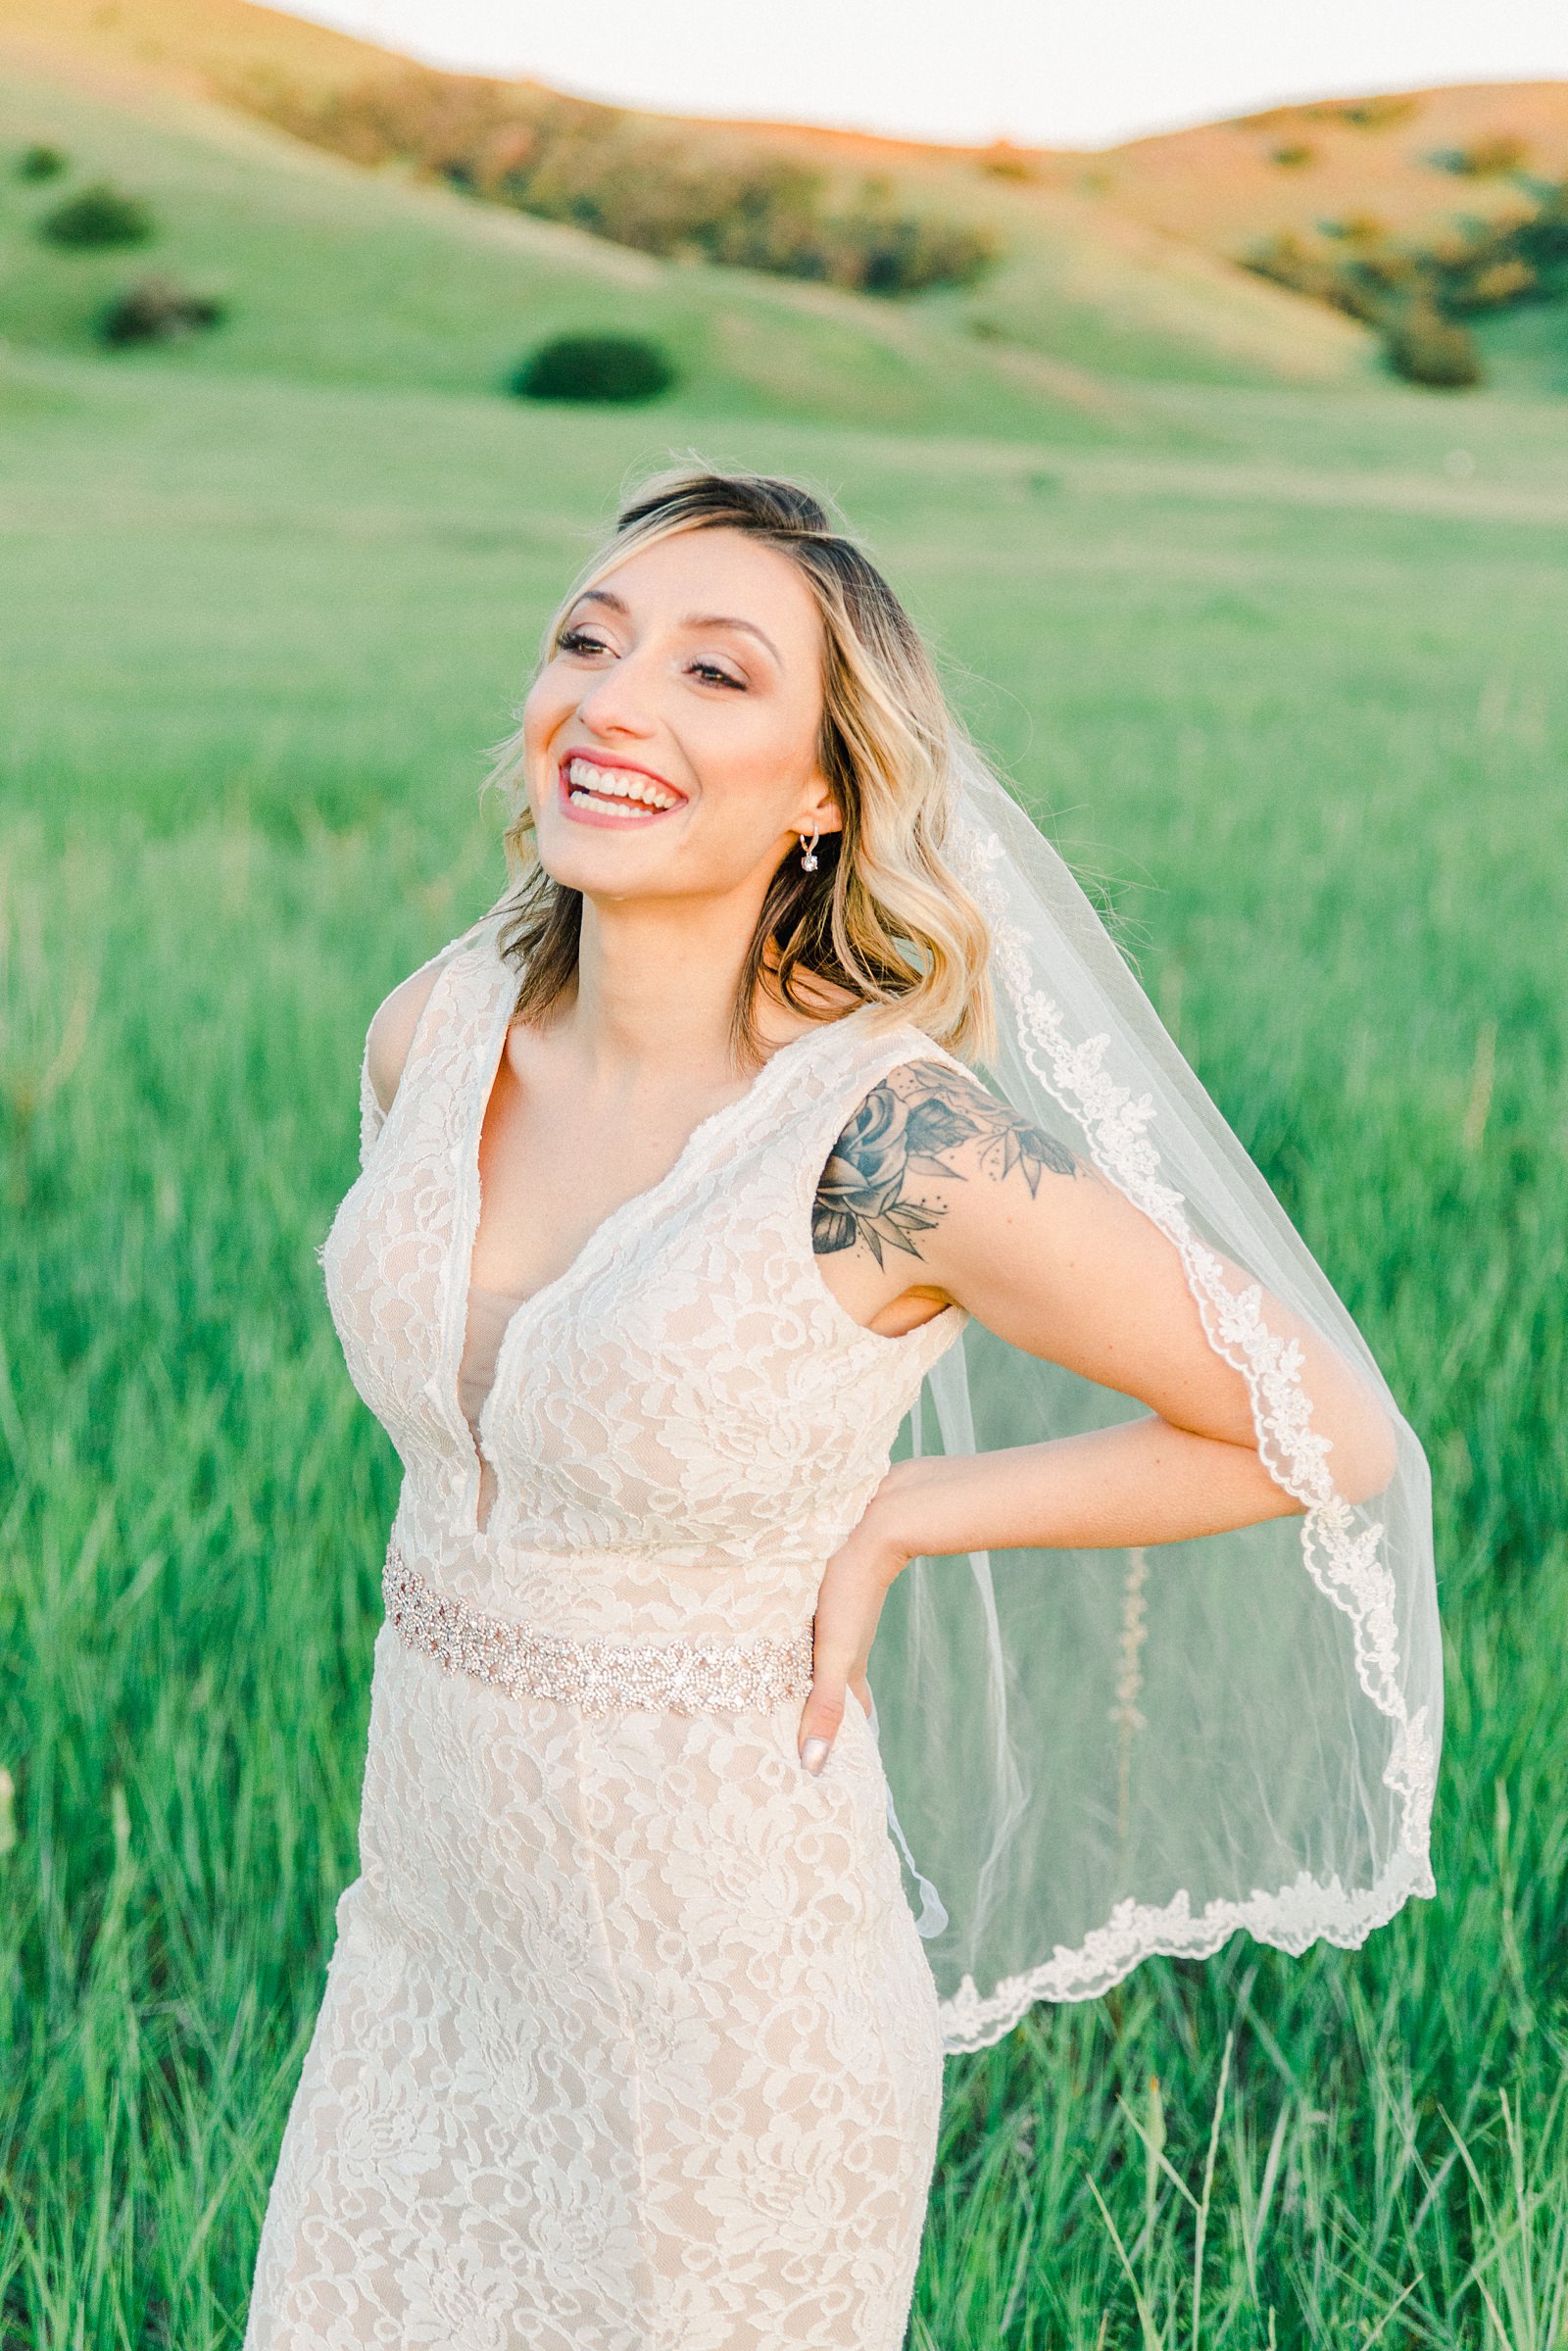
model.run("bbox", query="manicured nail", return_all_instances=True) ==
[802,1738,830,1777]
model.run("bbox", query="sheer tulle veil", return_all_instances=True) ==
[869,746,1442,2054]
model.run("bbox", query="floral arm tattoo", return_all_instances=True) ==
[812,1062,1077,1267]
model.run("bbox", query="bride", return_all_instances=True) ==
[243,467,1440,2348]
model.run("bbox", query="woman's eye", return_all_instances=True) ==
[557,626,609,656]
[690,661,745,689]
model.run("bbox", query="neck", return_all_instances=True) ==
[564,889,771,1083]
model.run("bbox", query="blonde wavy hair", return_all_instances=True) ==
[485,465,994,1063]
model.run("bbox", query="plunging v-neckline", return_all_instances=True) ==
[446,938,875,1539]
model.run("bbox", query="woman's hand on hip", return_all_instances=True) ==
[798,1463,922,1775]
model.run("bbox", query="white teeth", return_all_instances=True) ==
[565,757,678,811]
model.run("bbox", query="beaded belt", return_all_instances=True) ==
[382,1547,815,1718]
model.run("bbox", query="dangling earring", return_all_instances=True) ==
[799,822,820,873]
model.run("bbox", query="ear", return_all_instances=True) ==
[797,769,844,837]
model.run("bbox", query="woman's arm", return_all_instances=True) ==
[797,1057,1397,1772]
[365,962,454,1117]
[365,899,518,1119]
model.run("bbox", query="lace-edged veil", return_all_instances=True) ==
[871,748,1442,2053]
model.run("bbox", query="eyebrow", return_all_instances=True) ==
[568,588,782,666]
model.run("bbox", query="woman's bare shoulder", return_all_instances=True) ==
[368,913,506,1113]
[364,896,514,1113]
[367,966,448,1115]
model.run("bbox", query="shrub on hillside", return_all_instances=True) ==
[1433,134,1530,178]
[16,144,66,182]
[977,143,1036,181]
[828,205,996,294]
[1247,230,1391,324]
[1249,173,1568,372]
[1457,258,1536,308]
[37,181,154,249]
[1322,212,1390,249]
[1384,308,1483,389]
[1509,184,1568,296]
[231,65,998,296]
[95,274,226,348]
[1245,94,1414,131]
[1319,94,1417,130]
[509,333,674,403]
[1258,230,1486,386]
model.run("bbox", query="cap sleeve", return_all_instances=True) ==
[358,1028,386,1170]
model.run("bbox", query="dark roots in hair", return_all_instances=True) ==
[617,471,836,539]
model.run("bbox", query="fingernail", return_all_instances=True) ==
[801,1738,830,1777]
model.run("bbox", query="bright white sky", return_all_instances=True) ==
[276,0,1568,149]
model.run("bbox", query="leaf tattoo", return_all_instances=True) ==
[812,1064,1076,1265]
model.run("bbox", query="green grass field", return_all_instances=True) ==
[2,38,1567,2349]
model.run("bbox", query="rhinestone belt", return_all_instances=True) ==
[382,1547,815,1718]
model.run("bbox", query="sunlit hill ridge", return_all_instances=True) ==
[3,0,1562,411]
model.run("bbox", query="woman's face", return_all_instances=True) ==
[519,527,842,906]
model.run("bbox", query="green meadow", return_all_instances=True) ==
[2,38,1567,2351]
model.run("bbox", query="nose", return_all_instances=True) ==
[573,645,659,740]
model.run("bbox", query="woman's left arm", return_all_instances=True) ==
[798,1061,1397,1772]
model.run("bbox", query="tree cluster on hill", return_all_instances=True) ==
[1247,174,1568,385]
[511,332,675,403]
[13,144,227,351]
[229,65,998,297]
[36,179,155,248]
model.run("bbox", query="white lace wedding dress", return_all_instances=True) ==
[242,910,969,2351]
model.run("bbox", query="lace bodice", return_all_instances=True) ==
[319,912,967,1641]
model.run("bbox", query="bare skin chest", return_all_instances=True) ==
[469,1016,952,1339]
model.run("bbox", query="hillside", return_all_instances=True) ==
[1096,81,1568,261]
[0,0,1371,390]
[0,0,385,100]
[0,65,1139,438]
[6,0,1566,399]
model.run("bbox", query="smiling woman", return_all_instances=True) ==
[485,482,994,1073]
[241,466,1441,2351]
[560,742,688,816]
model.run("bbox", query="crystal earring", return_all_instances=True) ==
[800,822,820,873]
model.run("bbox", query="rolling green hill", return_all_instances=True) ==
[10,0,1568,400]
[0,0,1373,397]
[0,67,1130,436]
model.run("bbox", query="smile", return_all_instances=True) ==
[559,754,685,823]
